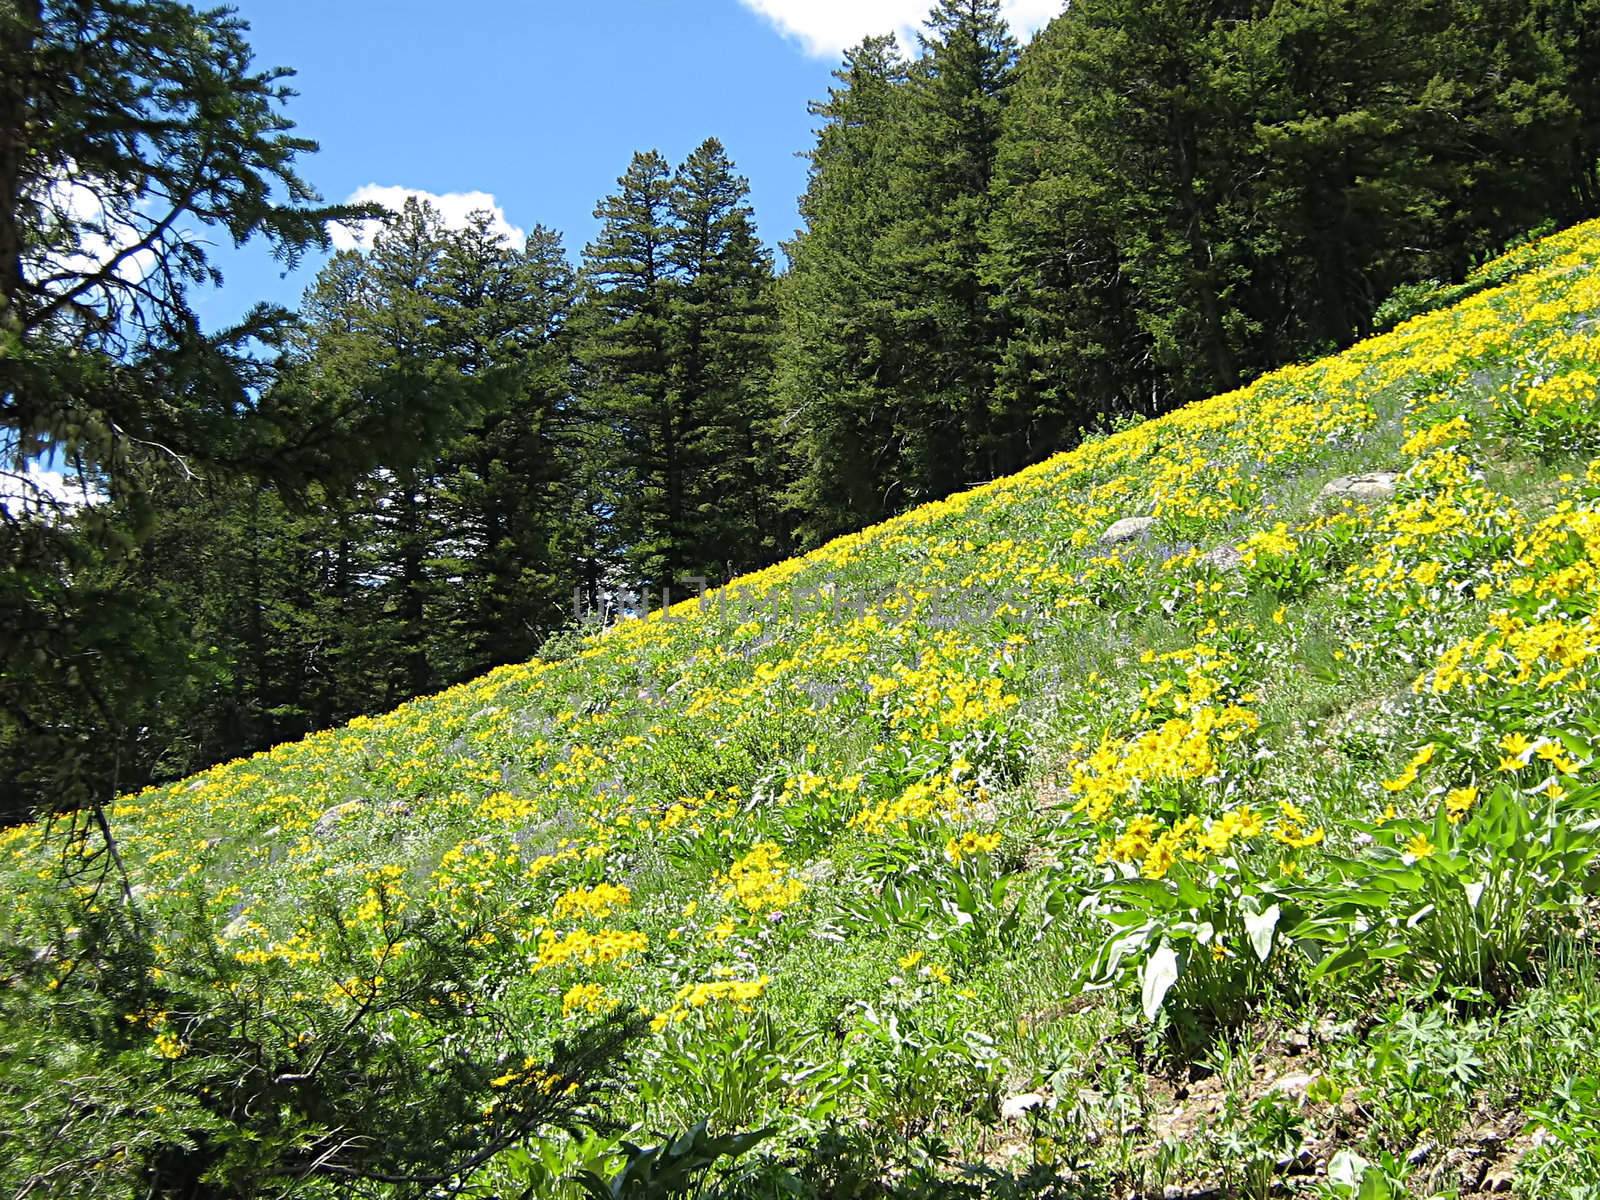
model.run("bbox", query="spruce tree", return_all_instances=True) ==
[779,35,910,544]
[886,0,1018,493]
[668,137,785,580]
[782,6,1017,539]
[575,151,679,595]
[0,0,364,820]
[432,219,580,674]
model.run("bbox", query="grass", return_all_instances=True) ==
[7,219,1600,1198]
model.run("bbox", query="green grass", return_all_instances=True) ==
[7,220,1600,1199]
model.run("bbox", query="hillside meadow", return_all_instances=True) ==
[8,219,1600,1197]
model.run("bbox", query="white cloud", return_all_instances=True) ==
[25,168,161,296]
[737,0,1062,57]
[0,463,100,519]
[329,185,525,253]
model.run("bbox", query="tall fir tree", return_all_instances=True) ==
[352,198,463,701]
[985,0,1600,437]
[668,137,786,580]
[782,5,1017,541]
[431,218,581,677]
[886,0,1018,493]
[1536,0,1600,214]
[575,151,679,595]
[577,143,784,595]
[0,0,356,819]
[779,35,910,544]
[281,201,586,712]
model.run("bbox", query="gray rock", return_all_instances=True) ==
[801,859,836,884]
[221,914,252,940]
[1000,1092,1047,1121]
[1318,471,1399,510]
[1267,1070,1319,1100]
[1199,543,1244,572]
[1099,516,1156,546]
[312,800,364,839]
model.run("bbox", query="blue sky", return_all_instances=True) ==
[193,0,1058,330]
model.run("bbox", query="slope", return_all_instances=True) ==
[7,220,1600,1196]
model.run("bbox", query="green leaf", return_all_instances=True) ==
[1243,903,1280,962]
[1141,941,1181,1022]
[1309,943,1373,981]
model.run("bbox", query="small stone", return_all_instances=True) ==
[1405,1139,1435,1167]
[1268,1071,1319,1100]
[1100,516,1156,545]
[1200,543,1244,571]
[1000,1092,1047,1121]
[1318,471,1399,510]
[1483,1168,1515,1193]
[801,859,836,884]
[312,800,364,839]
[1469,1124,1506,1148]
[1276,1147,1315,1172]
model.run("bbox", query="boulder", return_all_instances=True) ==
[1000,1092,1047,1121]
[1199,543,1244,571]
[1267,1070,1319,1100]
[1099,515,1156,546]
[312,799,364,839]
[1317,471,1399,510]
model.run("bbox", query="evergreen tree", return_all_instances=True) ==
[668,137,786,580]
[1536,0,1600,214]
[884,0,1018,493]
[992,0,1254,423]
[985,10,1150,439]
[1236,0,1579,348]
[281,201,583,710]
[779,35,909,543]
[985,0,1600,438]
[432,219,581,675]
[0,0,356,821]
[783,5,1016,539]
[334,198,464,702]
[575,151,678,594]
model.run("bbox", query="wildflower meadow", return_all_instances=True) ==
[10,219,1600,1197]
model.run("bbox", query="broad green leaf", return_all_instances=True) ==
[1243,902,1280,962]
[1141,942,1181,1022]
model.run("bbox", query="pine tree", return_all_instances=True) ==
[0,0,357,819]
[885,0,1018,493]
[575,151,679,595]
[779,35,910,544]
[985,0,1597,439]
[985,11,1147,441]
[281,201,586,707]
[1536,0,1600,214]
[357,199,464,700]
[781,6,1017,539]
[432,219,581,674]
[668,138,785,580]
